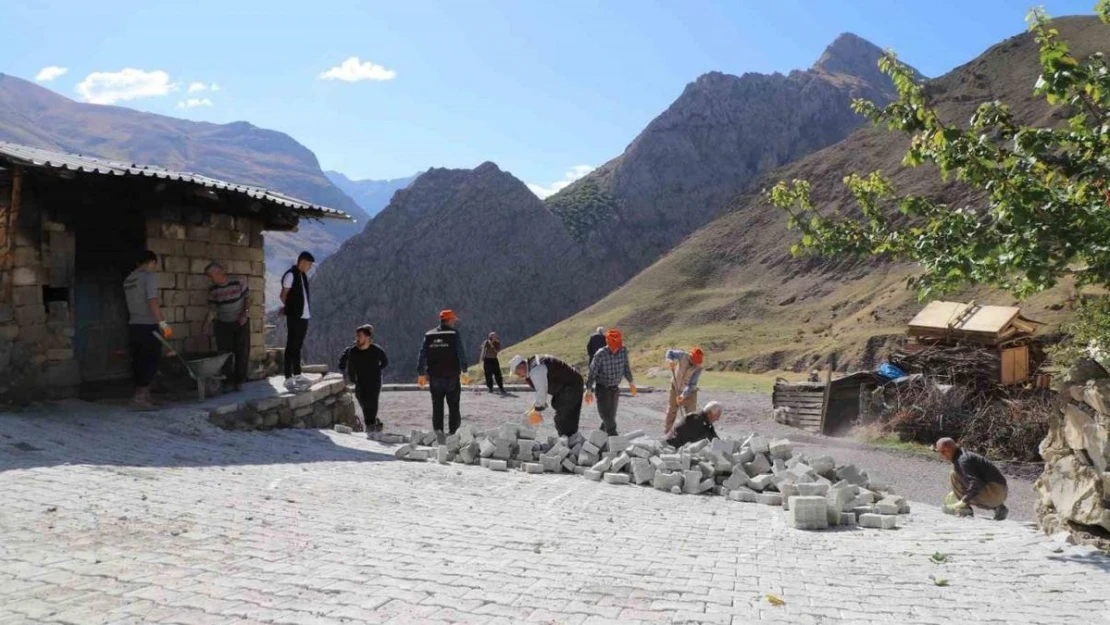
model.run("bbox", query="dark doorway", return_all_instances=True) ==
[73,205,146,384]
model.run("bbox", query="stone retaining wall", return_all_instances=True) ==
[1036,359,1110,547]
[207,373,359,431]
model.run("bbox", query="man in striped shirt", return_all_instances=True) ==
[204,262,251,390]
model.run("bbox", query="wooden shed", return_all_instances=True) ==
[772,371,881,435]
[905,300,1042,385]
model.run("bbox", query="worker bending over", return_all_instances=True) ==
[507,354,585,436]
[664,347,704,433]
[666,401,722,447]
[935,437,1009,520]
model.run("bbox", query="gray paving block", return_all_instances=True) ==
[586,430,609,448]
[749,474,775,491]
[769,439,793,459]
[723,472,751,490]
[541,456,562,473]
[711,439,738,455]
[591,457,613,473]
[756,493,783,506]
[808,455,836,476]
[835,464,870,487]
[685,439,709,454]
[523,462,544,474]
[517,425,538,440]
[734,447,755,464]
[573,466,587,475]
[670,486,683,495]
[852,505,875,516]
[488,460,508,472]
[582,441,601,456]
[607,436,632,453]
[744,454,772,477]
[568,431,586,448]
[797,483,829,497]
[653,471,683,492]
[611,453,631,472]
[584,469,603,481]
[479,438,497,458]
[630,446,654,459]
[479,458,491,468]
[745,435,770,454]
[859,513,897,529]
[632,460,656,485]
[682,470,702,494]
[437,446,449,464]
[874,502,901,515]
[649,456,665,469]
[713,486,730,496]
[728,487,758,503]
[603,472,630,485]
[698,478,715,493]
[698,461,716,478]
[394,444,413,459]
[840,512,857,526]
[561,458,576,472]
[787,496,829,530]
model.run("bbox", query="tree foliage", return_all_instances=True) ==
[546,177,621,243]
[769,2,1110,300]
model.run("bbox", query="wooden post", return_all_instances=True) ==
[819,364,833,435]
[2,166,22,300]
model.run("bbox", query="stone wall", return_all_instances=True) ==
[145,209,267,375]
[0,176,80,401]
[1036,359,1110,547]
[0,171,271,403]
[207,374,358,431]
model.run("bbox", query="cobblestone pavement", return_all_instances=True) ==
[2,401,1109,625]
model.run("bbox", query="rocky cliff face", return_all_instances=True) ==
[304,163,593,379]
[547,34,908,282]
[0,73,366,307]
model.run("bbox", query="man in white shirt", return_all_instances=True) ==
[507,354,585,436]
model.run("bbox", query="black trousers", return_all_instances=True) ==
[595,385,620,435]
[483,358,504,392]
[214,320,250,385]
[356,382,382,426]
[285,317,308,377]
[129,324,162,388]
[551,382,584,436]
[429,375,461,434]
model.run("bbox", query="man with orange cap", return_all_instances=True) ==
[663,347,705,433]
[585,329,636,435]
[417,309,470,440]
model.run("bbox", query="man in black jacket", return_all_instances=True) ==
[666,401,722,448]
[417,310,469,438]
[279,251,314,379]
[935,437,1009,520]
[586,327,606,366]
[507,354,585,436]
[338,325,389,432]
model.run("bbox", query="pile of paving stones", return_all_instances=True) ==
[388,423,910,530]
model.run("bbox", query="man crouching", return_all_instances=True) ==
[935,437,1009,520]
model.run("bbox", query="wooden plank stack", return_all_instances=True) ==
[771,381,825,432]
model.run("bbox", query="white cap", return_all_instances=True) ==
[507,355,526,374]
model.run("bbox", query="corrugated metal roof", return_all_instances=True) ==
[0,141,351,221]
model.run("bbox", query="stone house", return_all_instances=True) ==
[0,141,350,403]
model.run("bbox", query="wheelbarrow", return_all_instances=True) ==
[152,331,233,401]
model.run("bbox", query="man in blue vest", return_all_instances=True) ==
[279,251,314,380]
[417,309,470,439]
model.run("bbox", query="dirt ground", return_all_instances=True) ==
[372,386,1040,523]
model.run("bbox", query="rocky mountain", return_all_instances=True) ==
[511,16,1105,374]
[0,73,367,307]
[325,170,420,219]
[546,33,914,285]
[304,163,595,378]
[304,32,913,376]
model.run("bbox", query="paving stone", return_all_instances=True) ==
[859,513,898,529]
[683,470,702,494]
[874,502,901,515]
[787,496,829,530]
[584,469,603,481]
[333,424,353,435]
[723,472,751,490]
[836,464,870,487]
[756,493,783,506]
[610,452,631,472]
[796,483,829,497]
[840,512,858,526]
[727,487,758,503]
[488,460,508,472]
[591,457,613,473]
[602,472,630,485]
[749,474,775,491]
[743,454,772,477]
[541,456,563,473]
[769,439,793,459]
[522,462,544,474]
[745,435,770,454]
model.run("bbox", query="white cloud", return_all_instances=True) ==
[177,98,213,109]
[76,69,176,105]
[187,81,220,93]
[319,57,396,82]
[527,165,594,199]
[34,66,68,82]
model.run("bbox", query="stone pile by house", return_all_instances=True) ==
[1036,358,1110,547]
[385,423,909,530]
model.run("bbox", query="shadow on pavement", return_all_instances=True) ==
[1047,551,1110,573]
[0,398,393,473]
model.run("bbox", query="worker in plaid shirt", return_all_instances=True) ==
[585,329,636,435]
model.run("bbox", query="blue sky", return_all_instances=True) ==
[2,0,1099,196]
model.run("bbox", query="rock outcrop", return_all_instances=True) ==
[547,33,910,285]
[1036,359,1110,547]
[304,163,595,379]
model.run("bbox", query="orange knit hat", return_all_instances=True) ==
[606,329,623,352]
[690,347,704,366]
[439,309,457,322]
